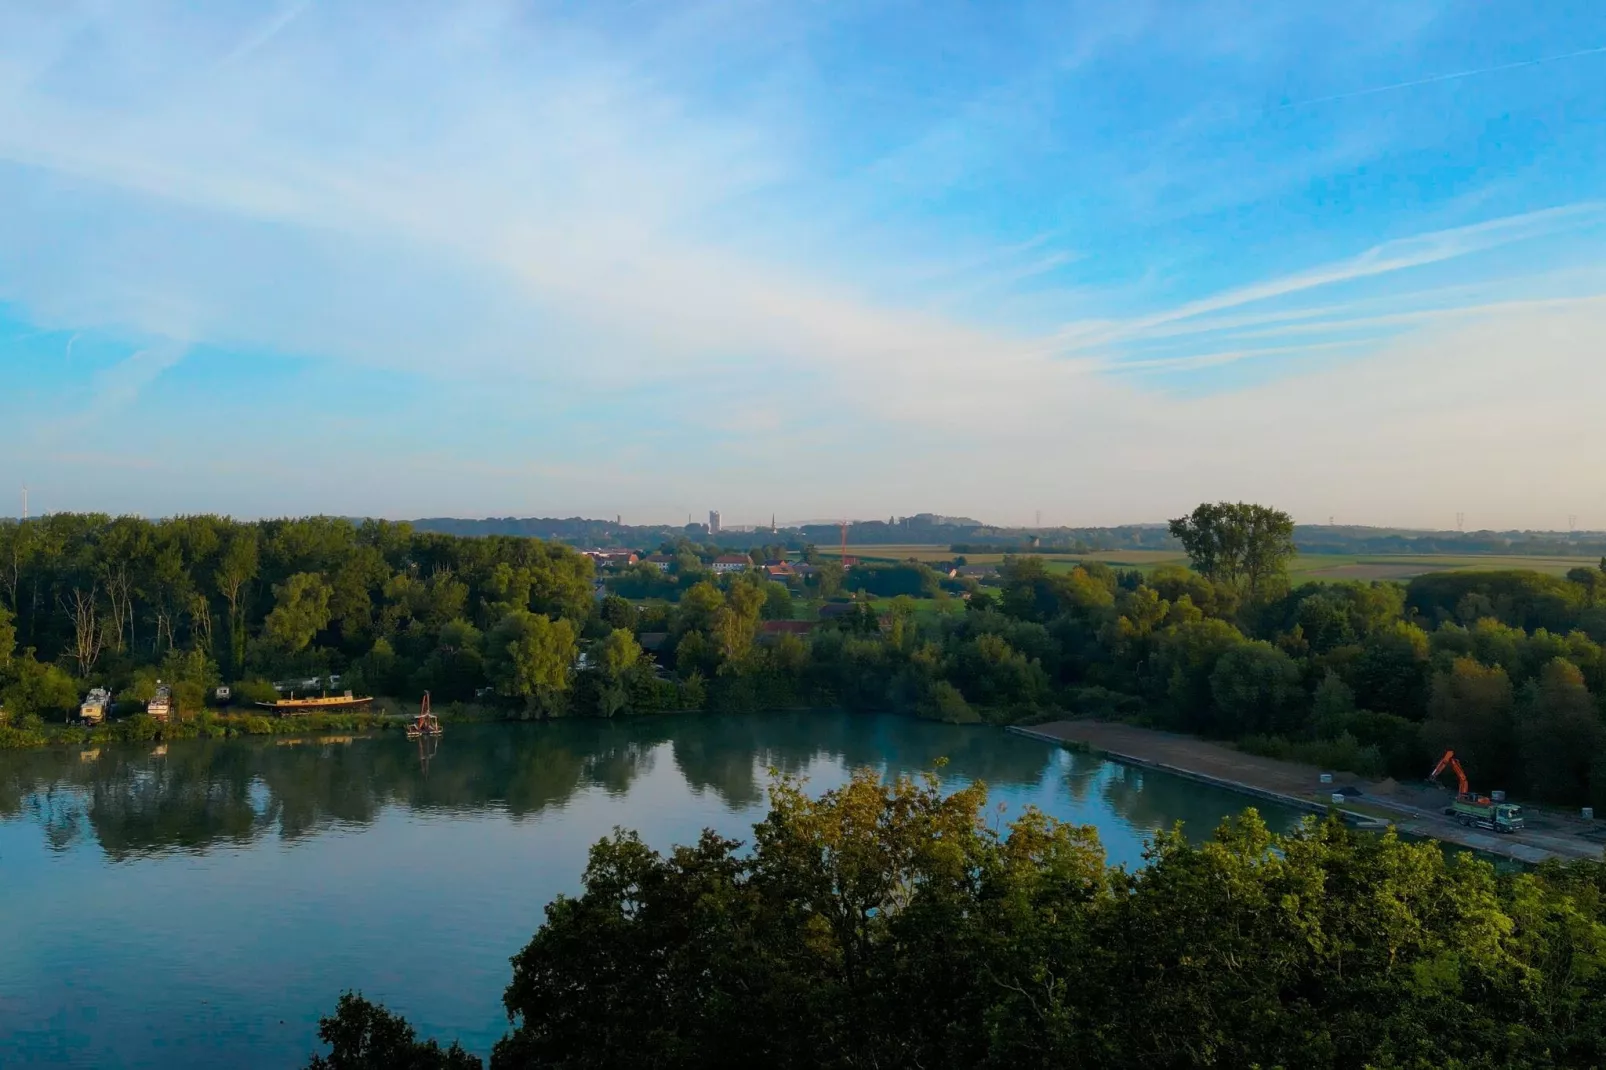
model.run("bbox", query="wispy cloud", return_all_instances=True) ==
[1054,203,1606,353]
[0,3,1603,524]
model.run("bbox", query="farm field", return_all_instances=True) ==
[840,545,1181,568]
[1287,553,1594,581]
[837,545,1594,581]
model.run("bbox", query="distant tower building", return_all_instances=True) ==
[771,513,777,534]
[709,510,722,535]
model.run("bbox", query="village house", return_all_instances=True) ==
[817,601,861,621]
[579,550,639,568]
[712,554,751,574]
[644,554,674,572]
[758,619,817,644]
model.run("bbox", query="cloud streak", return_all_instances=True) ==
[0,2,1602,524]
[1278,43,1606,111]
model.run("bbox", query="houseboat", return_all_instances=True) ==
[257,691,373,716]
[147,684,174,723]
[79,687,112,726]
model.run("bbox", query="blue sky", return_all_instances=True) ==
[2,1,1605,527]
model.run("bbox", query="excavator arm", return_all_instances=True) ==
[1429,749,1470,796]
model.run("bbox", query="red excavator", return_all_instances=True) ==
[1429,749,1523,833]
[1428,749,1478,801]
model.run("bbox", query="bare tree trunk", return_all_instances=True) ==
[189,593,214,656]
[223,587,244,672]
[153,608,175,654]
[62,586,103,677]
[104,564,133,653]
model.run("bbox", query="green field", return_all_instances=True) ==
[837,545,1594,581]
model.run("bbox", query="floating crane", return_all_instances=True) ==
[406,691,442,740]
[1428,749,1524,833]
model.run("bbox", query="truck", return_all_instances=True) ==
[1430,749,1524,833]
[1448,795,1525,833]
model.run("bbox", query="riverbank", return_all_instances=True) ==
[0,708,407,749]
[1012,720,1606,865]
[0,699,544,751]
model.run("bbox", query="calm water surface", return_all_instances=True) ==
[0,712,1302,1068]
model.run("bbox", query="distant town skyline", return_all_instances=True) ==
[3,4,1605,529]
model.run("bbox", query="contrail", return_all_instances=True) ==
[1279,44,1606,110]
[217,0,313,68]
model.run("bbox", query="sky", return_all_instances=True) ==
[2,1,1605,529]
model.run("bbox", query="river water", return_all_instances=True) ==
[0,712,1303,1068]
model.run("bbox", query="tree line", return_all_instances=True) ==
[411,513,1606,558]
[302,768,1606,1069]
[6,506,1606,808]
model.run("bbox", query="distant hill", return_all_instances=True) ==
[404,515,1606,559]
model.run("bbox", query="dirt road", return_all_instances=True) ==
[1017,720,1605,865]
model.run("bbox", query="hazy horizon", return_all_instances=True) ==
[3,507,1603,538]
[3,3,1604,529]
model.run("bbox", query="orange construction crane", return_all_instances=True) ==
[1429,749,1489,803]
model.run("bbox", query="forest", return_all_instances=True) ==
[4,506,1606,807]
[302,768,1606,1070]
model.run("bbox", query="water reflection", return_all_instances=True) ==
[0,713,1281,863]
[0,712,1312,1070]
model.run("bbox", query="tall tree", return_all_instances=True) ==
[214,530,259,673]
[1168,502,1296,599]
[1516,658,1603,803]
[1423,656,1516,789]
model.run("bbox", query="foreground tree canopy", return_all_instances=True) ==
[306,769,1606,1070]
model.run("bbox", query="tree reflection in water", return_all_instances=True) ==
[0,714,1317,870]
[0,713,1064,860]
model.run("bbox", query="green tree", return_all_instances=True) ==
[263,572,334,656]
[213,529,259,674]
[1167,501,1296,600]
[1423,656,1516,789]
[760,582,794,621]
[676,581,724,635]
[1209,640,1304,737]
[1348,620,1431,717]
[486,610,578,714]
[2,652,79,721]
[598,595,636,632]
[323,768,1606,1070]
[304,992,480,1070]
[1516,658,1604,804]
[596,628,645,678]
[1149,617,1247,731]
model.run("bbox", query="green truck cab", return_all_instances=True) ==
[1447,797,1525,833]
